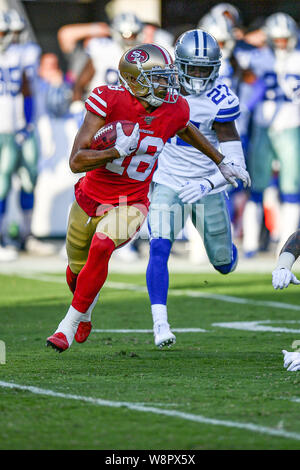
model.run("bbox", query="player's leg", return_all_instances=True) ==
[47,200,101,351]
[242,125,274,257]
[273,127,300,253]
[147,183,186,348]
[0,134,19,261]
[47,203,146,352]
[192,191,238,274]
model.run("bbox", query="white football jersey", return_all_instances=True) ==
[85,37,123,93]
[0,43,26,133]
[249,46,300,130]
[154,78,240,193]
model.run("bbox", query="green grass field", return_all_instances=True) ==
[1,270,300,450]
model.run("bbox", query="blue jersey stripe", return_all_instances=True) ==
[214,112,240,122]
[216,104,240,116]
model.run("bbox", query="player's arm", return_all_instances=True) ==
[72,58,95,102]
[213,120,246,168]
[177,122,224,165]
[57,22,110,54]
[69,112,139,173]
[272,229,300,290]
[69,111,118,173]
[176,122,251,188]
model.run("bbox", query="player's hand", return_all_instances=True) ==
[272,267,300,290]
[178,179,213,203]
[114,122,140,158]
[282,350,300,371]
[218,158,251,188]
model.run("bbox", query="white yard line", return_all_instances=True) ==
[0,380,300,442]
[93,328,206,333]
[12,272,300,312]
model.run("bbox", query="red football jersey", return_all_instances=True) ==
[78,85,190,208]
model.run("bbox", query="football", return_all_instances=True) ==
[90,120,136,151]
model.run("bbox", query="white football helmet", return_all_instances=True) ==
[209,3,242,27]
[175,29,221,94]
[264,12,298,51]
[119,43,179,107]
[198,13,235,60]
[0,11,11,52]
[111,12,143,49]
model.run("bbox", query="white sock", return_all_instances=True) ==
[55,305,89,346]
[151,304,168,326]
[80,293,100,322]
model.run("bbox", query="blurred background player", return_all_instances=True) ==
[58,11,174,112]
[0,8,54,258]
[242,12,300,258]
[0,9,37,260]
[146,29,248,348]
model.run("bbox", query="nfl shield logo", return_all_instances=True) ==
[144,115,156,125]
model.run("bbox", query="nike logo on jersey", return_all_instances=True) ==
[227,98,236,105]
[97,89,103,95]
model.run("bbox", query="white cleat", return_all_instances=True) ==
[154,322,176,349]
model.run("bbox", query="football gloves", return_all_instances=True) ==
[178,179,213,203]
[114,122,140,158]
[272,267,300,290]
[282,350,300,372]
[218,158,251,188]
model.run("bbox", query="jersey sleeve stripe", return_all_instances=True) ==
[86,99,107,117]
[216,104,240,116]
[214,111,240,122]
[90,91,107,108]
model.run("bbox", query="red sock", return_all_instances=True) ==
[66,265,78,294]
[72,234,115,313]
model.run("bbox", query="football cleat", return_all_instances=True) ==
[154,322,176,349]
[46,332,69,353]
[75,321,92,343]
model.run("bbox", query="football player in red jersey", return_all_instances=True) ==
[46,43,250,353]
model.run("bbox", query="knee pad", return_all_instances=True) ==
[213,244,238,275]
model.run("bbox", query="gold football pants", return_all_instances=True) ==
[66,200,146,274]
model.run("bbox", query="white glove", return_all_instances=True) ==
[218,158,251,188]
[178,179,213,203]
[282,350,300,371]
[272,267,300,290]
[114,122,140,158]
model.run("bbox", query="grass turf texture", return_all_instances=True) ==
[1,271,300,450]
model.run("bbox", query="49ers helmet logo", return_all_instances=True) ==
[125,49,149,63]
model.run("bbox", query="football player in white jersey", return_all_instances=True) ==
[146,29,248,348]
[0,9,34,260]
[0,9,49,257]
[272,229,300,371]
[242,13,300,258]
[69,12,144,112]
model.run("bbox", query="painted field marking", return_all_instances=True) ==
[1,380,300,442]
[93,328,207,333]
[213,320,300,334]
[10,273,300,312]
